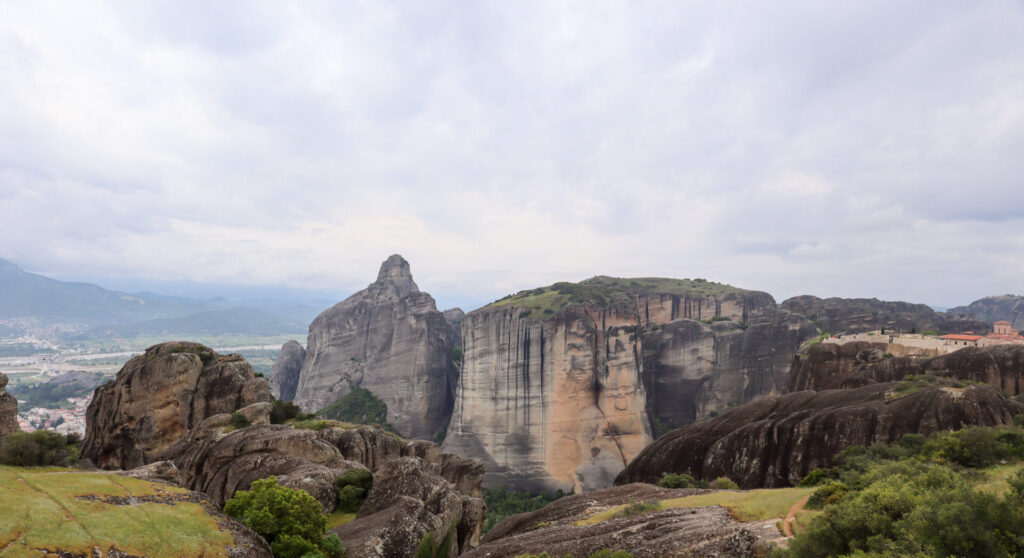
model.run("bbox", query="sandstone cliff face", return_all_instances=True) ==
[466,483,781,558]
[269,339,305,401]
[293,255,458,440]
[789,342,1024,394]
[616,382,1024,489]
[949,294,1024,331]
[443,277,818,493]
[81,342,272,469]
[781,295,989,335]
[0,373,20,438]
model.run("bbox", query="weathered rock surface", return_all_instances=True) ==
[81,342,271,469]
[293,255,459,440]
[949,294,1024,331]
[780,295,990,335]
[332,455,486,558]
[789,342,1024,394]
[0,373,20,437]
[466,483,781,558]
[616,382,1024,489]
[269,340,305,401]
[444,277,818,492]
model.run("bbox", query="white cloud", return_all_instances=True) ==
[1,1,1023,310]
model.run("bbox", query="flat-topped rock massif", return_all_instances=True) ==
[292,255,459,441]
[780,295,989,335]
[789,342,1024,393]
[616,381,1024,489]
[0,373,20,437]
[443,276,818,492]
[81,341,271,469]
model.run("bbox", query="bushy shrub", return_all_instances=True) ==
[224,476,342,558]
[617,499,659,517]
[0,430,79,466]
[230,412,251,429]
[319,389,396,433]
[709,477,739,490]
[334,469,373,513]
[270,399,311,424]
[798,468,839,487]
[658,472,708,489]
[806,481,848,510]
[483,488,562,533]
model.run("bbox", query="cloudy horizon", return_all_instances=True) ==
[2,1,1023,311]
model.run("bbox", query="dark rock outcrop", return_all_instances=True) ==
[466,483,781,558]
[789,342,1024,394]
[332,456,486,558]
[269,340,305,401]
[293,255,459,440]
[81,342,272,470]
[0,373,19,437]
[781,295,989,335]
[444,277,818,492]
[949,294,1024,331]
[616,382,1024,489]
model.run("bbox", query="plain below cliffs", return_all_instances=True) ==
[442,276,819,493]
[291,255,459,441]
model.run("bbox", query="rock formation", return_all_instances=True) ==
[466,483,781,558]
[949,294,1024,331]
[293,255,459,440]
[616,382,1024,489]
[780,295,989,335]
[0,373,20,437]
[81,342,272,469]
[269,339,305,401]
[788,342,1024,394]
[331,455,486,558]
[443,277,818,492]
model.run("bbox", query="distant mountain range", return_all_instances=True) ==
[0,259,321,339]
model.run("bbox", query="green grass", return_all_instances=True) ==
[885,374,982,400]
[974,462,1024,495]
[325,510,357,530]
[487,276,750,314]
[0,466,235,557]
[576,486,815,526]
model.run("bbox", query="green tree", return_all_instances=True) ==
[224,476,340,558]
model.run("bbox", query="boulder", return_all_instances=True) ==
[466,483,781,558]
[331,456,486,558]
[81,342,272,469]
[0,373,19,438]
[616,382,1024,488]
[268,340,305,401]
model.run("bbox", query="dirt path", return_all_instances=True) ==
[782,494,811,537]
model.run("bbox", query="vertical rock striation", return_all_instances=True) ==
[443,277,818,492]
[269,339,305,401]
[292,255,458,440]
[0,373,20,437]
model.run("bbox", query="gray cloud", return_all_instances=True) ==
[0,1,1022,310]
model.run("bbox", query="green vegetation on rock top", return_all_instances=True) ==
[486,276,750,314]
[0,466,235,557]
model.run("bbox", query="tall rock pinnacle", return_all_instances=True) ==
[375,254,419,298]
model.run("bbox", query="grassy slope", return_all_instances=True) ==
[0,466,234,558]
[487,276,750,314]
[576,487,815,527]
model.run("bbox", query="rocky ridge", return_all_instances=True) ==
[616,381,1024,488]
[949,294,1024,331]
[0,372,19,437]
[466,483,781,558]
[780,295,989,335]
[81,342,272,469]
[292,255,459,440]
[788,342,1024,393]
[443,276,818,492]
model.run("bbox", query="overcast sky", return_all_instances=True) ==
[1,1,1023,311]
